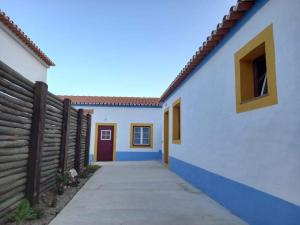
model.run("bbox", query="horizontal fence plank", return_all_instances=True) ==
[0,111,32,124]
[0,76,33,98]
[0,147,29,155]
[0,178,26,195]
[0,119,31,130]
[0,67,33,92]
[0,192,24,213]
[0,140,29,148]
[0,172,27,186]
[41,160,59,168]
[0,160,27,172]
[46,105,62,114]
[0,94,33,114]
[46,109,63,119]
[0,91,33,109]
[42,146,60,152]
[0,126,31,135]
[0,85,33,102]
[0,154,28,163]
[41,163,58,172]
[0,135,30,141]
[46,113,63,123]
[0,167,27,179]
[0,61,34,89]
[0,103,32,119]
[0,185,26,203]
[47,92,63,106]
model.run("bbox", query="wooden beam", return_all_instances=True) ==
[59,99,71,173]
[74,109,83,172]
[84,114,91,167]
[26,81,47,205]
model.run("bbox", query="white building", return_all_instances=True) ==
[0,10,54,82]
[159,1,300,225]
[62,1,300,224]
[61,96,162,162]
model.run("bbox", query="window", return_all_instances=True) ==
[130,123,153,148]
[101,130,111,140]
[235,24,278,113]
[172,98,181,144]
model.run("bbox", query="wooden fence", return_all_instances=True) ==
[0,61,92,219]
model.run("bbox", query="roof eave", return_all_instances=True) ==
[159,0,255,103]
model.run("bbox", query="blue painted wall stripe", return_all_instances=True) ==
[89,150,162,162]
[116,150,162,161]
[169,156,300,225]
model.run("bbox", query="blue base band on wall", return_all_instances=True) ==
[89,154,94,164]
[116,150,161,161]
[169,156,300,225]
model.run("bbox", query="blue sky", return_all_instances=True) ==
[1,0,236,97]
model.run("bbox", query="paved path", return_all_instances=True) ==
[50,161,247,225]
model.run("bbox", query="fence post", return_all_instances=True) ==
[59,99,71,173]
[26,81,48,205]
[75,109,83,172]
[84,114,92,167]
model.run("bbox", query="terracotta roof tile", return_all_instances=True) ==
[159,0,255,102]
[0,10,55,66]
[59,96,161,107]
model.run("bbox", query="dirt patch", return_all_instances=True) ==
[5,168,99,225]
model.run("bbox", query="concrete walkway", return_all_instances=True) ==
[50,161,247,225]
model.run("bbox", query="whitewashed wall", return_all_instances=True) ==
[0,22,48,83]
[76,105,162,155]
[162,0,300,206]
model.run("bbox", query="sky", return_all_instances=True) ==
[1,0,236,97]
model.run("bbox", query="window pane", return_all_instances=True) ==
[142,131,149,139]
[253,54,267,97]
[142,138,150,145]
[132,125,151,146]
[133,127,141,145]
[134,137,141,145]
[143,127,149,134]
[101,130,111,140]
[134,132,141,139]
[134,127,141,134]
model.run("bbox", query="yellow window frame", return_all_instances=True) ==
[234,24,278,113]
[130,123,153,149]
[172,98,181,144]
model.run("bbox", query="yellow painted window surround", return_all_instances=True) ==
[234,24,278,113]
[172,98,181,144]
[130,123,153,148]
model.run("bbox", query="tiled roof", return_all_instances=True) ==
[159,0,255,102]
[59,96,162,107]
[0,10,55,66]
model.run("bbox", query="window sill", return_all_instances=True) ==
[237,93,277,113]
[130,145,153,149]
[241,94,269,104]
[172,139,181,144]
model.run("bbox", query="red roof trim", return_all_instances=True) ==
[0,10,55,66]
[59,96,162,107]
[159,0,255,102]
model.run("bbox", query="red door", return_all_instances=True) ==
[97,125,114,161]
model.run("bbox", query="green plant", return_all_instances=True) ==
[32,207,44,219]
[79,169,89,178]
[87,165,101,174]
[56,172,69,184]
[7,199,43,225]
[56,172,69,195]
